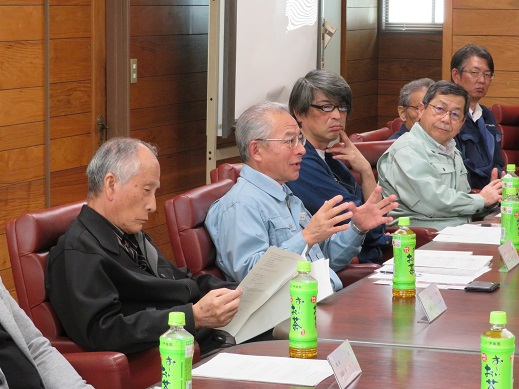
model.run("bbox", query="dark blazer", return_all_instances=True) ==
[455,105,504,189]
[45,205,235,354]
[388,123,409,140]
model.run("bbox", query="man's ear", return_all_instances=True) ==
[249,140,262,163]
[397,106,407,122]
[451,68,461,84]
[417,102,425,121]
[104,173,117,201]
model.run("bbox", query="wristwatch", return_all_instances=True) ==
[350,220,367,235]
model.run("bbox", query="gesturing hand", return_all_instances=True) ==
[302,195,353,248]
[350,186,398,232]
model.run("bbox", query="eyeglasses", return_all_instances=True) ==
[460,69,494,80]
[404,104,420,111]
[255,133,306,149]
[424,104,464,123]
[310,103,351,113]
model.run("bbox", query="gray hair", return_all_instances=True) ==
[450,44,494,81]
[289,69,352,118]
[398,78,435,107]
[86,137,158,199]
[236,101,290,163]
[422,81,470,118]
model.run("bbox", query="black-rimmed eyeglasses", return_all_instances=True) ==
[310,103,351,113]
[255,133,306,149]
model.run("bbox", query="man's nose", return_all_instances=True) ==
[147,196,157,213]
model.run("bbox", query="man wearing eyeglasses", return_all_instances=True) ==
[205,101,397,291]
[451,44,504,189]
[389,78,435,140]
[286,70,392,264]
[377,81,502,230]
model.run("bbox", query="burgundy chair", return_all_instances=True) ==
[342,140,395,185]
[64,352,131,389]
[349,118,404,142]
[492,104,519,172]
[203,167,381,285]
[5,201,197,389]
[165,179,235,278]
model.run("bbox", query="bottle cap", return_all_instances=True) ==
[397,217,410,227]
[168,311,186,326]
[489,311,507,325]
[297,260,311,272]
[507,164,516,172]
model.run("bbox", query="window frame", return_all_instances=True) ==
[381,0,444,32]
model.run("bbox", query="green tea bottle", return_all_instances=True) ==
[481,311,515,389]
[500,166,519,250]
[159,311,194,389]
[392,217,416,298]
[289,260,318,358]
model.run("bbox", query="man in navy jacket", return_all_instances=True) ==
[287,70,391,263]
[451,44,504,189]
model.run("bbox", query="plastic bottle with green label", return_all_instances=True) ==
[500,166,519,250]
[159,311,194,389]
[289,260,318,359]
[502,164,519,198]
[392,217,416,298]
[481,311,515,389]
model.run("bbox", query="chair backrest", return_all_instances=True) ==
[344,140,395,184]
[210,162,243,183]
[492,104,519,170]
[164,179,235,278]
[348,118,402,142]
[6,201,85,340]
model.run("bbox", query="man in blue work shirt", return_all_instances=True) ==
[451,44,504,189]
[205,101,397,291]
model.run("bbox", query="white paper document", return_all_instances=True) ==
[218,246,333,344]
[433,224,501,245]
[192,353,333,386]
[371,249,491,289]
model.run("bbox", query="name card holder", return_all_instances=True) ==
[497,240,519,272]
[327,340,362,389]
[417,283,447,323]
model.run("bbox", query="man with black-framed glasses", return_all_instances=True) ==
[378,81,502,230]
[451,44,504,189]
[286,69,393,264]
[205,101,398,290]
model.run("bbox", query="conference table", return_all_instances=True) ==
[149,340,518,388]
[273,238,519,355]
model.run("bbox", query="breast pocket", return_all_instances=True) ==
[269,216,297,245]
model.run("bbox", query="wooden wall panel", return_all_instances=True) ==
[452,10,519,36]
[0,6,43,41]
[377,32,442,128]
[444,1,519,109]
[0,41,43,89]
[130,6,208,36]
[130,1,209,261]
[0,147,45,186]
[345,3,378,134]
[50,38,91,83]
[50,80,91,116]
[130,73,206,109]
[0,88,44,126]
[50,134,94,172]
[0,123,44,152]
[50,168,88,207]
[131,35,207,76]
[0,181,45,234]
[49,6,91,39]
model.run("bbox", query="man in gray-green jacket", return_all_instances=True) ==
[377,81,502,230]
